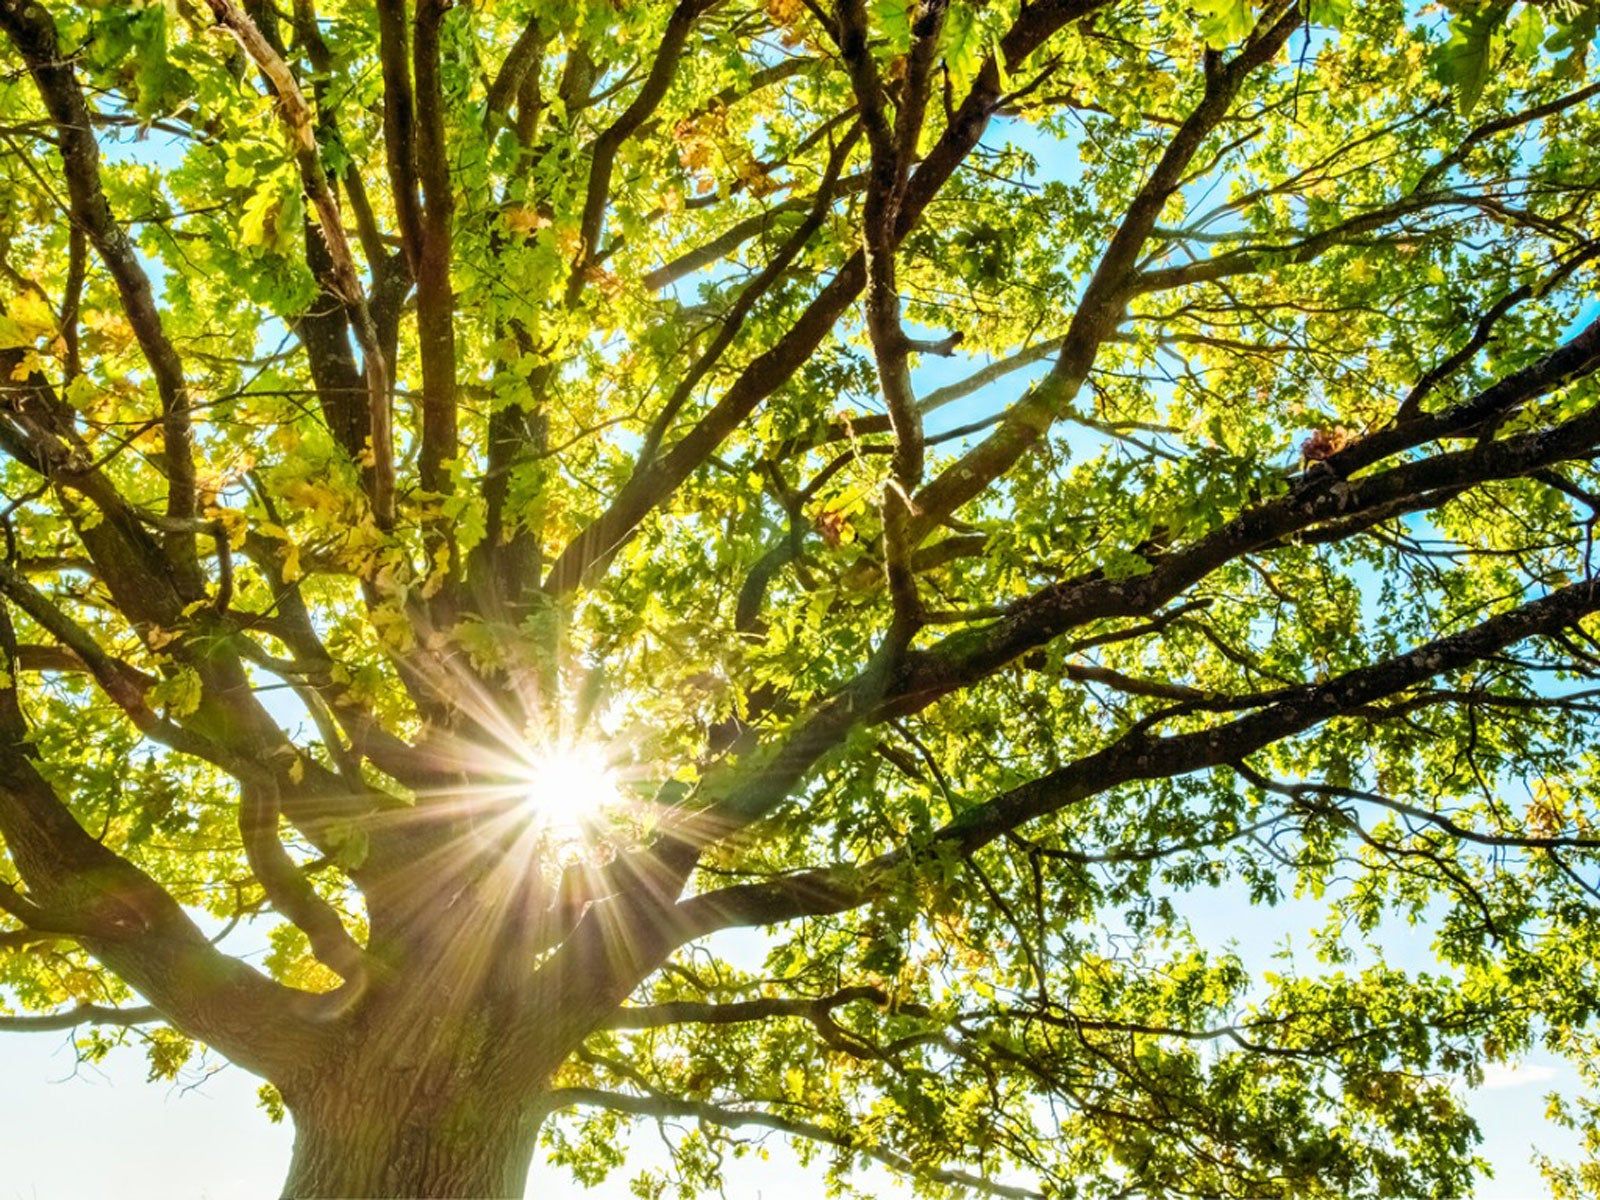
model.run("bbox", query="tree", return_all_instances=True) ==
[0,0,1598,1194]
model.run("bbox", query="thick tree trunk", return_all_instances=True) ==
[279,1071,546,1199]
[271,871,617,1196]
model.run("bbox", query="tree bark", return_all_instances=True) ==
[280,1066,546,1198]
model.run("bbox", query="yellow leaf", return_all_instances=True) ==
[10,351,44,381]
[504,206,550,236]
[210,507,249,549]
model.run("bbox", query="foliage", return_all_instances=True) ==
[0,0,1598,1196]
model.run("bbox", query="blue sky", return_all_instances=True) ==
[3,211,1590,1200]
[6,24,1600,1199]
[0,893,1583,1199]
[0,315,1588,1193]
[0,908,1578,1199]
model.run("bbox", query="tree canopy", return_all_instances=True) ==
[2,0,1600,1196]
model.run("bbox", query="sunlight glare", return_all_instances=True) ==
[518,740,620,833]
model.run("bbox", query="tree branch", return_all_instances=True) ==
[0,0,201,585]
[549,1086,1044,1198]
[674,577,1600,941]
[911,2,1303,540]
[206,0,396,527]
[607,984,891,1028]
[542,0,1115,596]
[0,1003,161,1032]
[569,0,718,297]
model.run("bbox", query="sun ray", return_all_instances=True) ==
[516,739,623,835]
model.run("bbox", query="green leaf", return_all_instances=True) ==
[239,176,303,257]
[1545,2,1599,78]
[150,666,203,718]
[1430,5,1508,116]
[64,375,97,411]
[257,1083,287,1124]
[328,823,370,870]
[144,1026,194,1082]
[1194,0,1253,48]
[872,0,912,53]
[1509,4,1544,61]
[0,313,28,350]
[129,4,176,121]
[1309,0,1352,29]
[944,4,985,93]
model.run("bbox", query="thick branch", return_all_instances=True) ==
[911,3,1302,538]
[412,0,459,502]
[674,577,1600,940]
[542,0,1114,596]
[238,781,368,982]
[569,0,716,294]
[0,734,326,1078]
[608,984,889,1028]
[207,0,396,526]
[0,0,201,584]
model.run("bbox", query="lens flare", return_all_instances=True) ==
[517,740,621,833]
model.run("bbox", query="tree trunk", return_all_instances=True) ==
[279,1071,546,1199]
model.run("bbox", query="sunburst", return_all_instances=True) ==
[514,738,623,836]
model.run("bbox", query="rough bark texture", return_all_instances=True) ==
[5,2,1600,1197]
[281,1060,545,1198]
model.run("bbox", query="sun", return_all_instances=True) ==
[517,740,622,833]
